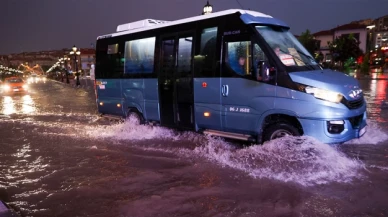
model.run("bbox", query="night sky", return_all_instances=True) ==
[1,0,387,55]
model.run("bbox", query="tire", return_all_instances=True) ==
[263,122,301,142]
[126,110,145,125]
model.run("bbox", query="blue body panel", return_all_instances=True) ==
[96,79,123,116]
[274,85,366,144]
[289,69,362,101]
[193,78,222,131]
[220,78,276,135]
[96,78,160,121]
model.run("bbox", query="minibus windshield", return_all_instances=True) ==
[255,25,321,72]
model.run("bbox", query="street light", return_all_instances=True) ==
[70,45,81,86]
[202,0,213,15]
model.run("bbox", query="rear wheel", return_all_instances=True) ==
[263,122,301,142]
[126,110,145,125]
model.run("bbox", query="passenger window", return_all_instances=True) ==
[107,44,118,54]
[225,41,252,76]
[95,40,124,79]
[177,37,193,76]
[124,37,156,75]
[194,27,218,77]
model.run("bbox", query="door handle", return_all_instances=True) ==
[221,85,229,97]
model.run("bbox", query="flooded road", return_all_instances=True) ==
[1,79,388,217]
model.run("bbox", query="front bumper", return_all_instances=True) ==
[299,111,367,144]
[2,88,28,94]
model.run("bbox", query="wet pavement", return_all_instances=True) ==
[1,79,388,217]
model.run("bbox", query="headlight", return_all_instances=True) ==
[304,86,343,103]
[2,85,10,90]
[22,84,28,89]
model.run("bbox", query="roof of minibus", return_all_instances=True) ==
[97,9,289,39]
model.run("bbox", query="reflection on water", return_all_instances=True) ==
[3,96,16,115]
[362,79,388,123]
[21,95,36,114]
[1,95,36,115]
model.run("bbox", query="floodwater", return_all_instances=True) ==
[1,79,388,217]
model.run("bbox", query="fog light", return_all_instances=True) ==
[327,120,345,134]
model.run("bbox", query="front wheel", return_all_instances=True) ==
[263,122,301,142]
[126,110,145,125]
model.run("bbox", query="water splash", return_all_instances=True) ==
[189,136,364,186]
[85,116,177,140]
[345,121,388,145]
[84,118,366,186]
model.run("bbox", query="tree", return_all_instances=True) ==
[328,34,363,69]
[298,29,319,56]
[360,53,370,74]
[314,51,324,63]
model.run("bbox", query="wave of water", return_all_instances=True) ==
[190,136,364,186]
[345,120,388,145]
[86,117,177,140]
[82,117,380,186]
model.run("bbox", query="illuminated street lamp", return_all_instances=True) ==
[70,45,81,86]
[202,0,213,15]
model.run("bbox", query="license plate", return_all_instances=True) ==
[13,89,19,92]
[359,126,366,138]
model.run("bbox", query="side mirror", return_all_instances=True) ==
[256,61,276,82]
[257,61,266,79]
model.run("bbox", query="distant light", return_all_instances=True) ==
[366,25,375,29]
[204,112,210,117]
[99,102,103,106]
[202,0,213,15]
[117,103,121,107]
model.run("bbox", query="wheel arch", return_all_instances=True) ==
[256,110,304,143]
[125,103,143,117]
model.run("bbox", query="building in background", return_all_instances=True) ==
[313,30,333,63]
[313,22,369,64]
[79,48,95,76]
[0,55,10,67]
[373,15,388,48]
[332,23,368,53]
[4,48,95,75]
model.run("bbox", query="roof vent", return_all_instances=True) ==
[116,19,169,32]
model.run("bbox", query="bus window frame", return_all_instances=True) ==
[221,32,278,84]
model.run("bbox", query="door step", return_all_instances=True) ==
[100,114,124,121]
[203,130,256,142]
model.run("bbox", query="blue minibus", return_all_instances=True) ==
[94,9,367,144]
